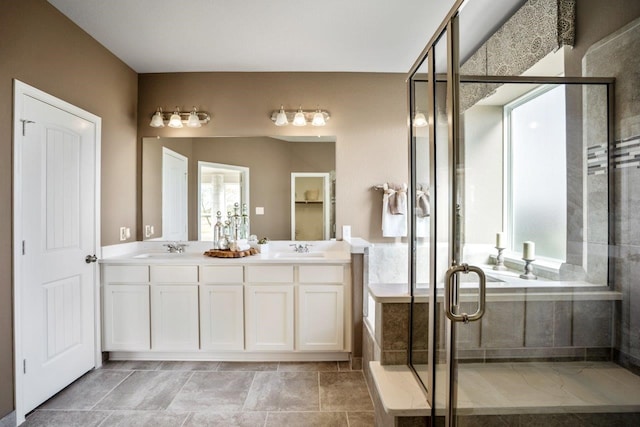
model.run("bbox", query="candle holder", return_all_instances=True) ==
[520,258,537,280]
[493,247,507,271]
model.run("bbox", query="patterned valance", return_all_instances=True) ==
[460,0,576,110]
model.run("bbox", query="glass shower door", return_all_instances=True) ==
[422,7,624,426]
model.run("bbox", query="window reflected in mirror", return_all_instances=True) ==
[198,162,249,241]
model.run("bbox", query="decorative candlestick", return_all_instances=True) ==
[520,258,537,280]
[493,247,507,271]
[522,241,535,260]
[520,241,537,279]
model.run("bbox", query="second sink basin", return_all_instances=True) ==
[133,252,190,259]
[274,252,326,259]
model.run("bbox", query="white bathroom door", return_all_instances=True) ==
[162,147,188,241]
[14,82,99,417]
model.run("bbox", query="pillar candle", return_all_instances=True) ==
[496,232,506,249]
[523,241,535,260]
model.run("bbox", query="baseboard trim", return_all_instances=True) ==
[107,351,350,362]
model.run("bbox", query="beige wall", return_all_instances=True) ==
[137,72,410,244]
[0,0,138,417]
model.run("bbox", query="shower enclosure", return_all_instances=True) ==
[408,0,640,425]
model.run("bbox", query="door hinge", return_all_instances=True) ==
[22,240,25,255]
[20,119,35,136]
[23,359,26,374]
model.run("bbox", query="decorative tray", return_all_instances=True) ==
[203,248,258,258]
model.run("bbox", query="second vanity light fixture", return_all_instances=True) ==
[271,105,330,127]
[149,106,211,128]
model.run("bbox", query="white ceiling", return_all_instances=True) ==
[47,0,456,74]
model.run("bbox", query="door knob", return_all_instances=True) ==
[85,254,98,264]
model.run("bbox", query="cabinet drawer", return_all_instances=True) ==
[103,265,149,284]
[246,265,294,283]
[299,265,344,284]
[150,265,198,283]
[200,266,244,284]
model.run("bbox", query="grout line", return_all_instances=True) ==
[166,371,196,411]
[317,371,322,411]
[242,371,259,412]
[94,410,114,427]
[89,370,134,410]
[179,411,192,427]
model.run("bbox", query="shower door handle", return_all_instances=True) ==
[444,263,486,323]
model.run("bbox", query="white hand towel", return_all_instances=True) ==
[416,184,430,238]
[382,183,408,237]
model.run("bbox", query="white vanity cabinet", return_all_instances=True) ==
[200,266,244,351]
[100,258,351,360]
[297,265,345,351]
[245,266,295,351]
[149,266,199,350]
[102,266,151,351]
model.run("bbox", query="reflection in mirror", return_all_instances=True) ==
[142,136,335,241]
[161,147,188,241]
[291,173,331,240]
[198,162,249,241]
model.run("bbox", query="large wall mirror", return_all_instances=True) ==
[142,136,336,242]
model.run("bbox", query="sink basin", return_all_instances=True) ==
[133,252,190,259]
[274,252,326,259]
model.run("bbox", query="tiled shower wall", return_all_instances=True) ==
[584,17,640,371]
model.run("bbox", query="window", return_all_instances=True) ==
[505,85,567,261]
[198,162,249,241]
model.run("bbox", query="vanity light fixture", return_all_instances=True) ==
[413,112,428,127]
[270,105,331,127]
[149,106,211,128]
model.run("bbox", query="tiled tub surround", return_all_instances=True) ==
[22,361,374,427]
[367,279,622,367]
[364,283,640,424]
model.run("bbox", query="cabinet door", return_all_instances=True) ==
[103,285,150,351]
[151,285,199,350]
[245,285,294,351]
[297,285,344,351]
[200,285,244,351]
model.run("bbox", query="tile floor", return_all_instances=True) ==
[23,361,375,427]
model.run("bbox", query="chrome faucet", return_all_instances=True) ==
[290,243,312,253]
[164,242,187,253]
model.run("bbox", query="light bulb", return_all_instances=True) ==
[168,108,183,128]
[311,109,326,126]
[413,112,427,127]
[187,108,201,128]
[275,105,288,126]
[149,109,165,128]
[293,107,306,126]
